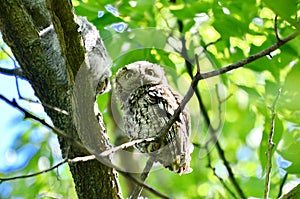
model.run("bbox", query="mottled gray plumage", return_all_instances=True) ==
[114,61,193,174]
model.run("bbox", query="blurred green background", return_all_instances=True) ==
[1,0,300,198]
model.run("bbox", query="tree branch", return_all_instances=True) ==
[0,155,94,182]
[0,67,23,77]
[274,15,282,42]
[100,138,156,157]
[205,144,238,199]
[278,173,288,198]
[158,29,299,150]
[200,30,299,80]
[197,82,246,198]
[130,156,155,199]
[0,94,168,199]
[279,183,300,199]
[264,88,281,199]
[0,46,25,78]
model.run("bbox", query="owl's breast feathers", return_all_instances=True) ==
[123,84,193,174]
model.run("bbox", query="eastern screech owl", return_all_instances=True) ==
[114,61,193,174]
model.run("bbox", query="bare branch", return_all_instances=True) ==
[278,173,288,198]
[264,88,281,199]
[0,94,168,199]
[0,46,25,78]
[197,83,246,199]
[150,29,299,198]
[0,155,95,182]
[215,85,232,131]
[0,67,23,77]
[205,144,238,199]
[274,15,282,42]
[195,54,200,73]
[158,30,299,146]
[130,156,155,199]
[200,30,299,79]
[0,94,88,153]
[0,159,68,182]
[100,137,155,157]
[119,169,170,199]
[279,183,300,199]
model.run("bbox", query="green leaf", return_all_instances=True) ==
[279,62,300,111]
[273,116,283,147]
[243,177,265,197]
[259,114,283,173]
[259,127,269,172]
[263,0,299,28]
[277,129,300,174]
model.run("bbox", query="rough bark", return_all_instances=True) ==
[0,0,121,198]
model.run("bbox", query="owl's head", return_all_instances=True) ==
[115,61,168,100]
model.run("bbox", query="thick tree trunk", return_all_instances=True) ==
[0,0,122,198]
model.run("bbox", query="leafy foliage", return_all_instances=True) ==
[1,0,300,198]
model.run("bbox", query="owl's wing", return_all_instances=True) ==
[148,84,193,174]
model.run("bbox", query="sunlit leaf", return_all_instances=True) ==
[278,129,300,174]
[263,0,299,28]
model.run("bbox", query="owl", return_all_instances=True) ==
[114,61,193,174]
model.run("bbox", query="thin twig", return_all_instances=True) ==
[0,94,169,199]
[278,173,288,198]
[205,144,238,199]
[0,46,25,100]
[1,46,69,115]
[0,159,68,182]
[1,29,299,198]
[0,94,87,153]
[100,137,156,157]
[200,30,299,79]
[197,84,246,199]
[279,183,300,199]
[119,168,170,199]
[264,88,281,199]
[0,46,24,78]
[158,30,299,147]
[130,156,155,199]
[0,155,95,182]
[274,15,282,42]
[215,85,232,131]
[0,67,23,77]
[195,54,200,72]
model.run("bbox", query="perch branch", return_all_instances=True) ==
[0,154,168,199]
[0,94,169,199]
[156,30,299,197]
[1,28,298,198]
[100,138,155,157]
[158,29,299,144]
[264,88,281,199]
[130,156,155,199]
